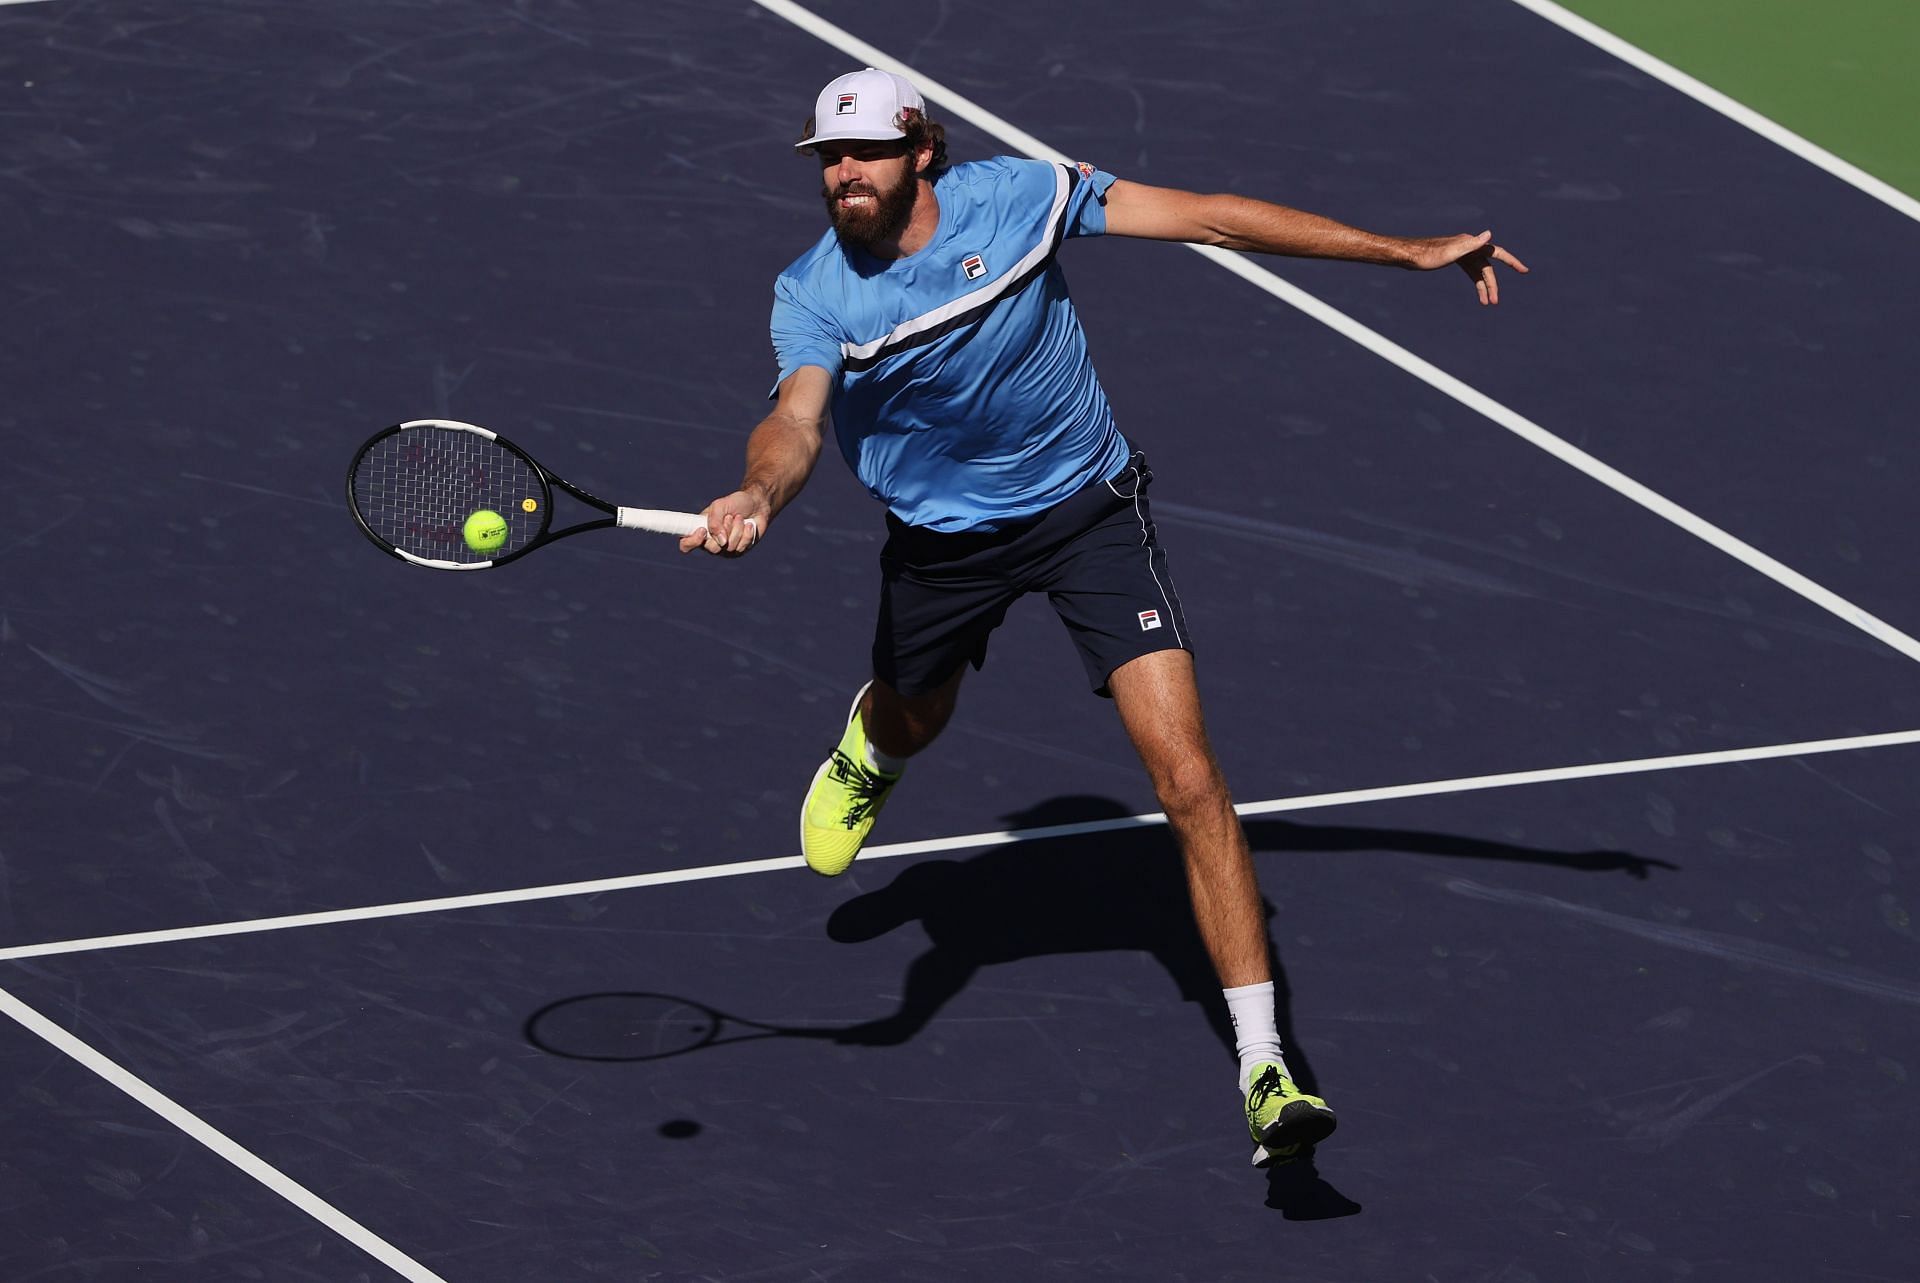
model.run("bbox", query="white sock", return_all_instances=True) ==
[1224,981,1287,1093]
[863,740,908,776]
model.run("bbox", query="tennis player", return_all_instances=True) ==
[683,67,1527,1164]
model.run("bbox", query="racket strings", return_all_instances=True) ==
[353,428,543,562]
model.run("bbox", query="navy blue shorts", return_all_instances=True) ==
[872,451,1192,698]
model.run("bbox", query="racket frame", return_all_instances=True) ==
[345,418,703,570]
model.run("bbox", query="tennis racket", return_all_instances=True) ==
[345,419,705,570]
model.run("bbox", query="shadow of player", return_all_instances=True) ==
[826,795,1667,1210]
[827,794,1671,1081]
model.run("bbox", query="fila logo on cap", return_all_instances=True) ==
[835,93,858,115]
[961,253,988,281]
[1138,609,1162,631]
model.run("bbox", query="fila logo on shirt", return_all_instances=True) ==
[1137,609,1162,632]
[961,253,988,281]
[836,93,858,115]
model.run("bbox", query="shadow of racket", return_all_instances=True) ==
[524,991,847,1063]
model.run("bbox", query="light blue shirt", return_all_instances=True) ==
[771,156,1131,532]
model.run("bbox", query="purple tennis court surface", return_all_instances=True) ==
[3,1,1916,1279]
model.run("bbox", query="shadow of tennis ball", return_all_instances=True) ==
[659,1119,702,1140]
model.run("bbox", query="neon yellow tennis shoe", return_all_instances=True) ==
[801,684,901,877]
[1245,1063,1337,1166]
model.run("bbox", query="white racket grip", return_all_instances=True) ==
[616,506,707,537]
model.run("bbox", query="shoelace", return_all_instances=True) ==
[1247,1066,1288,1112]
[826,750,894,829]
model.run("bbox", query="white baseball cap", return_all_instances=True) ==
[797,67,926,150]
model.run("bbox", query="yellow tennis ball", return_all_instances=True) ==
[463,508,509,553]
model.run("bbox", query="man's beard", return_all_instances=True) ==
[823,166,918,251]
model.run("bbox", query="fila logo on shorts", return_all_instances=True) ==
[1138,609,1162,631]
[836,93,858,115]
[961,253,988,281]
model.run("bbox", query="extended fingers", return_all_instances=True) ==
[1492,245,1529,273]
[1467,245,1528,306]
[1449,233,1529,307]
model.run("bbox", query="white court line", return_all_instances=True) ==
[0,985,452,1283]
[5,729,1919,963]
[1506,0,1920,226]
[749,0,1920,666]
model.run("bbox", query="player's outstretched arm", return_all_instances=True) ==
[683,365,831,557]
[1101,179,1529,305]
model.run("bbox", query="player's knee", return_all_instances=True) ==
[1150,750,1228,819]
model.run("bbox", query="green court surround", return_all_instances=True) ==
[1554,0,1920,200]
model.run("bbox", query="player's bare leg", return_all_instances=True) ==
[863,666,965,760]
[1108,649,1267,986]
[1108,648,1336,1161]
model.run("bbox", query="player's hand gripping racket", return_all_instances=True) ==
[345,419,705,570]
